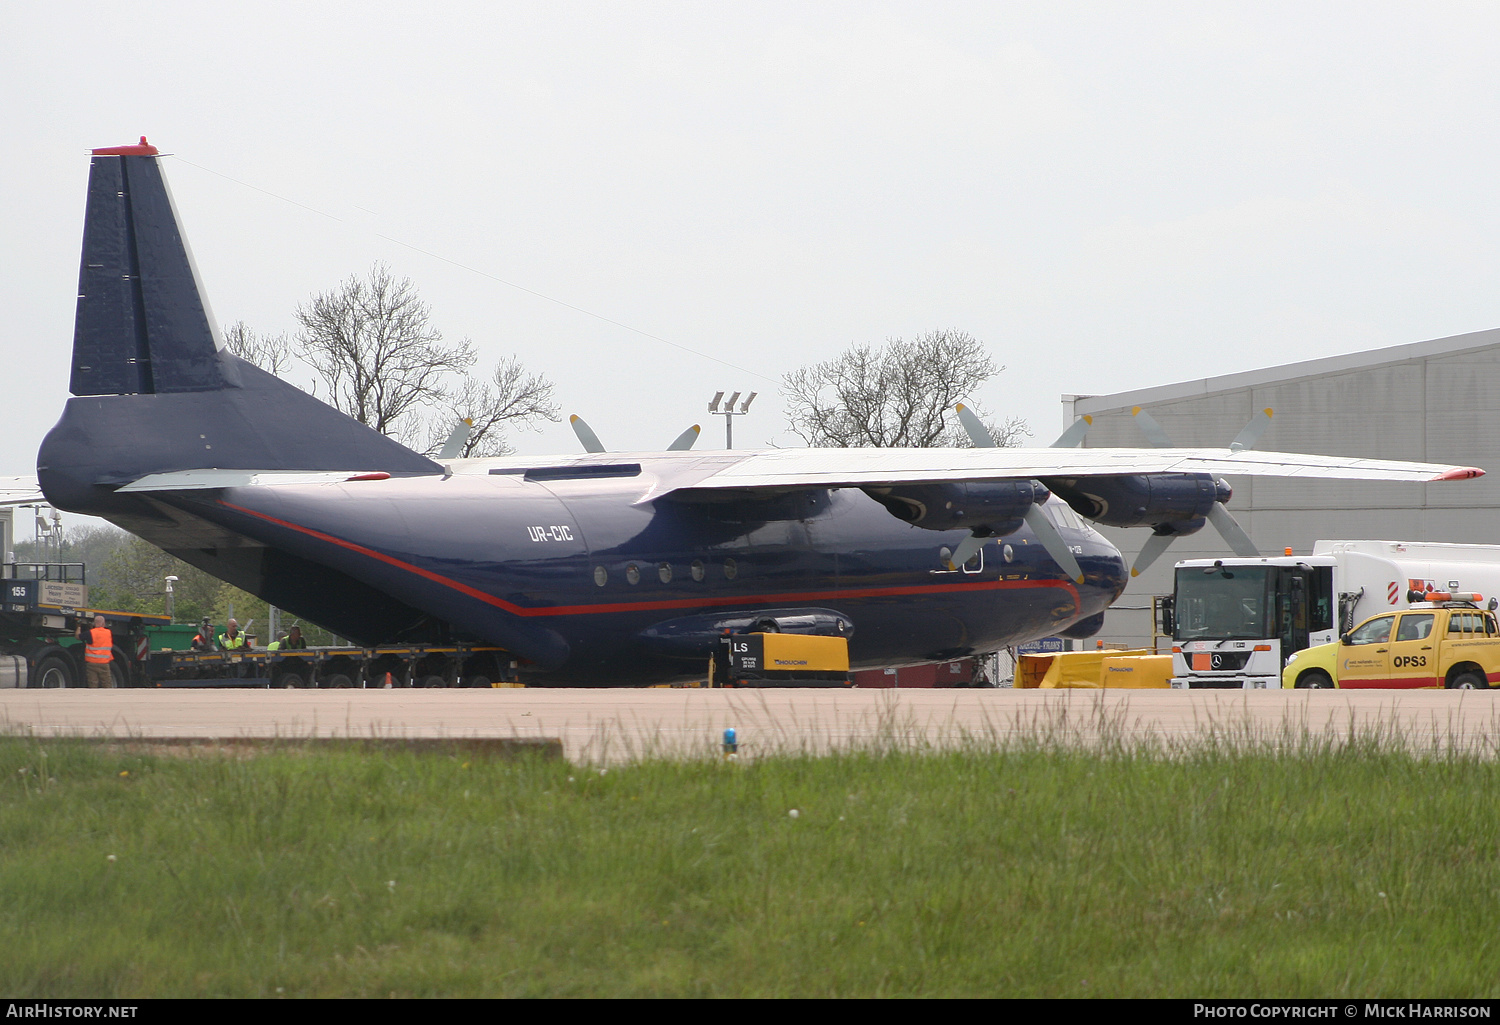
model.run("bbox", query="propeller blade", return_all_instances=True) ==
[569,414,606,453]
[1050,415,1092,448]
[1229,408,1274,452]
[945,532,987,571]
[1022,504,1085,584]
[437,418,473,459]
[1130,406,1173,449]
[1206,502,1259,557]
[666,424,701,451]
[1131,531,1177,578]
[954,403,996,447]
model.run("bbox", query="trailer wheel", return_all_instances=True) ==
[323,672,355,689]
[1296,670,1333,689]
[1448,670,1488,690]
[31,654,75,689]
[465,675,492,689]
[420,675,447,688]
[275,667,309,689]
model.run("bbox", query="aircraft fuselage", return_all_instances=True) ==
[134,462,1126,684]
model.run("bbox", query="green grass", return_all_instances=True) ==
[1,730,1497,997]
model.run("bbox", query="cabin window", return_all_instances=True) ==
[724,558,738,580]
[658,562,672,584]
[626,564,641,585]
[593,566,607,587]
[1396,613,1434,641]
[691,559,705,582]
[1348,616,1393,645]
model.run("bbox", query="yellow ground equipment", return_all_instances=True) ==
[1016,649,1174,689]
[720,632,850,687]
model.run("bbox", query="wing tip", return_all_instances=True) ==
[1433,467,1486,481]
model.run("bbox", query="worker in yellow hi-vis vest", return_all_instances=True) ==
[75,614,114,688]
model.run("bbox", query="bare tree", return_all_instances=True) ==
[431,356,561,458]
[782,329,1029,447]
[295,264,476,440]
[223,321,295,377]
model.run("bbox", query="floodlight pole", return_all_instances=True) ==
[708,390,757,449]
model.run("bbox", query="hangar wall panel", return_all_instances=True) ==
[1066,327,1500,650]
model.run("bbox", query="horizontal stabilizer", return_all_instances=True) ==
[117,469,403,493]
[0,476,47,507]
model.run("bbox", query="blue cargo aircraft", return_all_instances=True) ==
[35,141,1485,684]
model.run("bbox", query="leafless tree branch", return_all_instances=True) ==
[294,263,476,439]
[223,321,295,378]
[782,329,1029,447]
[426,356,562,457]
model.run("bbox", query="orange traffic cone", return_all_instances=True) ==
[382,672,394,688]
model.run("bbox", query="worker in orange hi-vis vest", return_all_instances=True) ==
[76,614,114,688]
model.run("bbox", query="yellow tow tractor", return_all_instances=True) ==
[1282,592,1500,690]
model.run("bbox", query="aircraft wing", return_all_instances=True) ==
[102,446,1484,500]
[0,476,47,507]
[653,446,1483,497]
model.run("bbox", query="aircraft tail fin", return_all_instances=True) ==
[40,142,440,512]
[70,138,231,397]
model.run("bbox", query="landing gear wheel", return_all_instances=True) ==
[1296,671,1333,689]
[1448,671,1488,690]
[31,654,74,689]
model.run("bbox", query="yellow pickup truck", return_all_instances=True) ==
[1282,595,1499,690]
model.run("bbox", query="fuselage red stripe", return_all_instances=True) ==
[218,499,1083,617]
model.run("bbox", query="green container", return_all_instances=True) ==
[144,623,206,652]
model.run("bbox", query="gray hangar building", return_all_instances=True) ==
[1061,326,1500,650]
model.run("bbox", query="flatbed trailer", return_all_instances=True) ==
[3,563,518,689]
[145,643,518,689]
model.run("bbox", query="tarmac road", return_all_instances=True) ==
[2,687,1498,763]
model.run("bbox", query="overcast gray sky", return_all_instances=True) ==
[7,1,1500,478]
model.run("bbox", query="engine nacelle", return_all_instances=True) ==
[862,479,1047,537]
[1041,473,1228,534]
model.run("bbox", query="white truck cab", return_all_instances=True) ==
[1168,540,1500,689]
